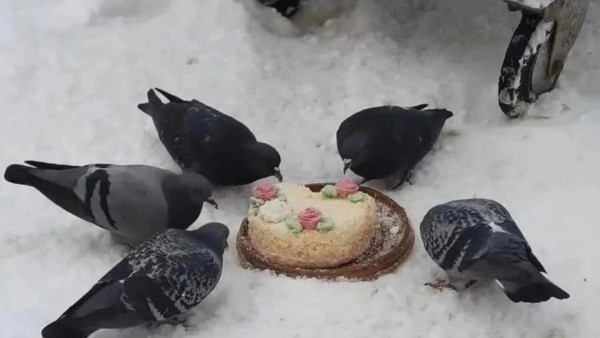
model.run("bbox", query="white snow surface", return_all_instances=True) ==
[1,0,600,337]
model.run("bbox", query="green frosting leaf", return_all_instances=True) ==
[347,192,365,203]
[285,218,303,234]
[249,197,265,209]
[317,217,335,232]
[321,185,338,199]
[276,193,288,202]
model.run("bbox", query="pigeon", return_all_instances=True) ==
[138,88,282,186]
[420,198,570,303]
[336,104,452,189]
[4,161,217,246]
[41,222,229,338]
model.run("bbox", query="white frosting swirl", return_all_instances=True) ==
[258,200,292,223]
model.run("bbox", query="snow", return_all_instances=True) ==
[1,0,599,337]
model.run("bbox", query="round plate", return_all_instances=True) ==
[236,183,415,281]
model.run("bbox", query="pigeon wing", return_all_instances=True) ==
[25,160,111,171]
[391,110,437,145]
[474,200,527,238]
[24,160,80,170]
[336,108,382,145]
[488,218,546,273]
[24,166,97,224]
[121,248,221,322]
[470,199,547,272]
[185,103,256,145]
[437,223,492,271]
[57,257,135,321]
[464,233,535,281]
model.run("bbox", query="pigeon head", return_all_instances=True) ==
[177,172,218,209]
[192,222,230,256]
[241,142,283,182]
[338,132,368,174]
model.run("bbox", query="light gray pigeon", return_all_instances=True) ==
[4,161,217,246]
[420,198,569,303]
[41,222,229,338]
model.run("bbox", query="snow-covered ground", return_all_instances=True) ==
[1,0,599,337]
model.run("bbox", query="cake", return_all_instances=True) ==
[246,180,378,268]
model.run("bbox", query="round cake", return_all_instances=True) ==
[246,180,378,268]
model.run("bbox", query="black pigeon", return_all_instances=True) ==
[420,198,570,303]
[4,161,216,246]
[336,104,453,189]
[138,88,282,186]
[42,222,229,338]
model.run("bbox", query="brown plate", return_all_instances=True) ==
[236,183,415,281]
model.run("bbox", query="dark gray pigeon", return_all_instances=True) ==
[41,222,229,338]
[138,88,282,186]
[337,104,452,189]
[420,198,569,303]
[4,161,217,246]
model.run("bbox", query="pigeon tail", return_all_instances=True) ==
[42,319,95,338]
[499,276,570,303]
[137,102,151,115]
[155,88,184,103]
[4,164,34,185]
[138,89,164,116]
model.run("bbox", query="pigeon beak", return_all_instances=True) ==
[205,196,218,209]
[343,159,352,174]
[273,167,283,182]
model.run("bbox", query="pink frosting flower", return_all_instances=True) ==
[335,179,359,198]
[252,183,278,201]
[297,207,322,230]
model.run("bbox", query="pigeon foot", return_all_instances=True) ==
[425,279,457,291]
[391,171,413,189]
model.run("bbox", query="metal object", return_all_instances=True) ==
[499,0,589,118]
[257,0,301,18]
[542,0,590,78]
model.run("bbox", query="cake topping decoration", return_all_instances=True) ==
[347,192,365,203]
[249,196,266,209]
[317,217,335,232]
[258,200,291,223]
[320,185,338,199]
[335,179,359,198]
[285,217,303,234]
[252,183,278,201]
[297,207,322,230]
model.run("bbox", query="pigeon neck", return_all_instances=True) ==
[193,232,226,257]
[161,178,204,229]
